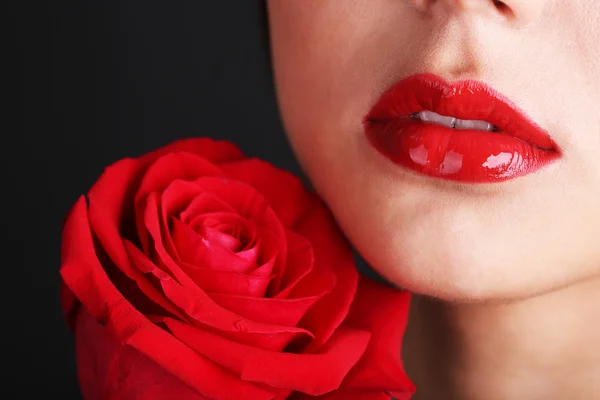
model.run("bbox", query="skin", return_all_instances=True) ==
[266,1,600,399]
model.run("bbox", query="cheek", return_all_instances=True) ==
[268,1,416,155]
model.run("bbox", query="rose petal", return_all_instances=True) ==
[108,239,185,321]
[209,293,323,328]
[87,136,242,238]
[190,218,261,259]
[157,179,211,263]
[88,170,190,320]
[180,190,237,223]
[188,213,258,252]
[87,138,241,259]
[202,225,242,251]
[290,391,393,400]
[134,151,226,206]
[220,159,315,228]
[194,177,288,294]
[124,222,313,349]
[146,137,245,165]
[160,179,250,263]
[285,263,339,302]
[267,388,294,400]
[165,318,371,396]
[60,197,275,400]
[160,278,312,351]
[170,217,258,274]
[125,237,172,281]
[275,230,315,299]
[133,152,226,256]
[142,192,204,286]
[150,173,228,266]
[86,157,181,309]
[87,158,152,257]
[88,194,187,320]
[179,260,274,298]
[293,203,359,351]
[75,309,208,400]
[335,277,415,398]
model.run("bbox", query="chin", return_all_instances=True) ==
[337,209,573,303]
[370,239,514,302]
[377,254,524,304]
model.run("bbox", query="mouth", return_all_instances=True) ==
[363,73,561,183]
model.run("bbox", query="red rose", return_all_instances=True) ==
[60,138,415,399]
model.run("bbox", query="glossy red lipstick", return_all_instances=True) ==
[364,73,561,183]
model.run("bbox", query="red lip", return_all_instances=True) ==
[364,73,561,183]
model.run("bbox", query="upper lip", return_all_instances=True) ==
[364,73,560,152]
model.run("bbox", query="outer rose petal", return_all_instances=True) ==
[289,278,415,400]
[60,197,276,400]
[75,309,208,400]
[292,204,358,351]
[89,197,186,320]
[133,151,225,206]
[146,137,245,165]
[80,185,188,320]
[165,318,371,396]
[336,277,415,398]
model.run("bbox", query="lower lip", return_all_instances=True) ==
[364,119,560,183]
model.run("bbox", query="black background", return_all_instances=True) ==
[14,1,385,397]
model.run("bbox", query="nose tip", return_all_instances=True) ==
[409,0,546,25]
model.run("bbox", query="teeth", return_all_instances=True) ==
[454,119,495,131]
[417,110,495,131]
[418,111,456,128]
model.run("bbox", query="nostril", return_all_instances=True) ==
[492,0,514,17]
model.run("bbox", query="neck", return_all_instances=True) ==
[402,277,600,400]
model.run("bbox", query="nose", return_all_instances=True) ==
[409,0,546,25]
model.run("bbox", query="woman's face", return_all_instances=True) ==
[266,1,600,301]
